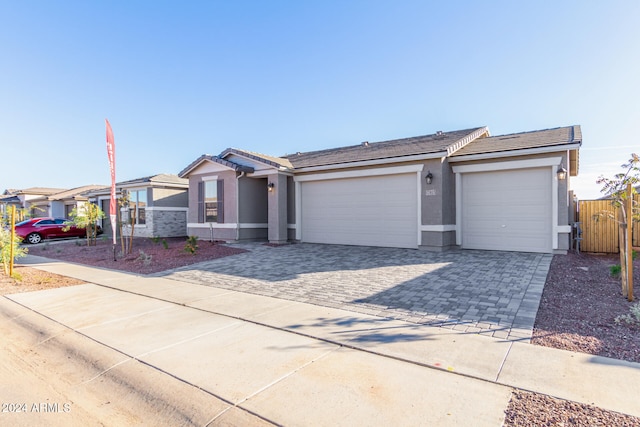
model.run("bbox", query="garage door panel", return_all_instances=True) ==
[301,174,417,248]
[462,168,551,253]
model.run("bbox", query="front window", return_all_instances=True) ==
[198,179,223,223]
[204,181,218,222]
[128,189,147,225]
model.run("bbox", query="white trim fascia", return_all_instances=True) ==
[452,157,562,174]
[293,152,447,174]
[294,164,425,182]
[187,223,268,229]
[421,225,456,232]
[448,144,581,163]
[556,225,572,233]
[144,207,188,212]
[202,175,218,181]
[248,170,294,178]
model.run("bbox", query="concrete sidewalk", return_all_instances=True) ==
[4,256,640,425]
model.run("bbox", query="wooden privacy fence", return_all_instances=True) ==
[577,195,640,253]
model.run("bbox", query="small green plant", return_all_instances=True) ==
[0,225,28,276]
[633,250,638,261]
[610,265,621,277]
[615,302,640,326]
[151,236,161,244]
[162,239,169,249]
[184,236,199,255]
[136,250,153,266]
[11,271,23,281]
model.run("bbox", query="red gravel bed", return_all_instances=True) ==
[532,251,640,363]
[27,237,247,275]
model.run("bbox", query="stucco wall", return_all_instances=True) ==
[238,177,268,223]
[153,187,188,208]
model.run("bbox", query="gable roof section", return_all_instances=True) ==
[450,125,582,175]
[16,187,67,196]
[118,173,187,187]
[284,127,489,169]
[221,148,293,170]
[450,125,581,157]
[179,154,255,178]
[47,185,108,201]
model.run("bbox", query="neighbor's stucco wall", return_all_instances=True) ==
[153,187,188,208]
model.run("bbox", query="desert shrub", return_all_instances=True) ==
[184,236,198,255]
[0,225,28,276]
[615,302,640,326]
[610,265,621,277]
[137,250,153,266]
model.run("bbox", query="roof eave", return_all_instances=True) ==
[448,143,582,163]
[293,151,448,173]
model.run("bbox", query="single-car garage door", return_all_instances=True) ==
[461,168,551,253]
[300,173,417,248]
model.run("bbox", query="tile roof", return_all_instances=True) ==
[118,173,187,187]
[16,187,67,196]
[284,127,488,168]
[450,125,581,157]
[221,148,293,169]
[179,155,255,177]
[47,185,108,200]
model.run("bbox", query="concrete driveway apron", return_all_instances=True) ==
[160,243,552,341]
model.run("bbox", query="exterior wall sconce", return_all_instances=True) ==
[267,182,275,192]
[557,165,567,180]
[425,171,434,185]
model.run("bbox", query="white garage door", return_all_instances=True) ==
[461,168,551,253]
[300,174,417,248]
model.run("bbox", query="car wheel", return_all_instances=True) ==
[26,233,42,244]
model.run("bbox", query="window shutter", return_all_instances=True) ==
[197,181,204,223]
[217,179,224,223]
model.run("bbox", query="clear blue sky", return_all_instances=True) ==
[2,1,639,199]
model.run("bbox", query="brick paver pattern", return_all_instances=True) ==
[160,243,551,341]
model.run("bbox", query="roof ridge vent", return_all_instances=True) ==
[361,141,369,147]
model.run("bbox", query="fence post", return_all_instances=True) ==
[627,184,634,301]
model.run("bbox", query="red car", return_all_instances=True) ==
[14,217,103,244]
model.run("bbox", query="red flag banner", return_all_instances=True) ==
[105,119,117,245]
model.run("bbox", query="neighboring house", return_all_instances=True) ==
[0,189,22,220]
[21,185,106,219]
[85,174,189,238]
[10,187,68,218]
[180,124,580,254]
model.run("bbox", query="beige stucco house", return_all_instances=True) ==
[179,125,581,254]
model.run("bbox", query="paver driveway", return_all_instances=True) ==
[160,243,552,341]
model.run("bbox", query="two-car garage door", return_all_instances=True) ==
[461,167,552,253]
[300,173,417,248]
